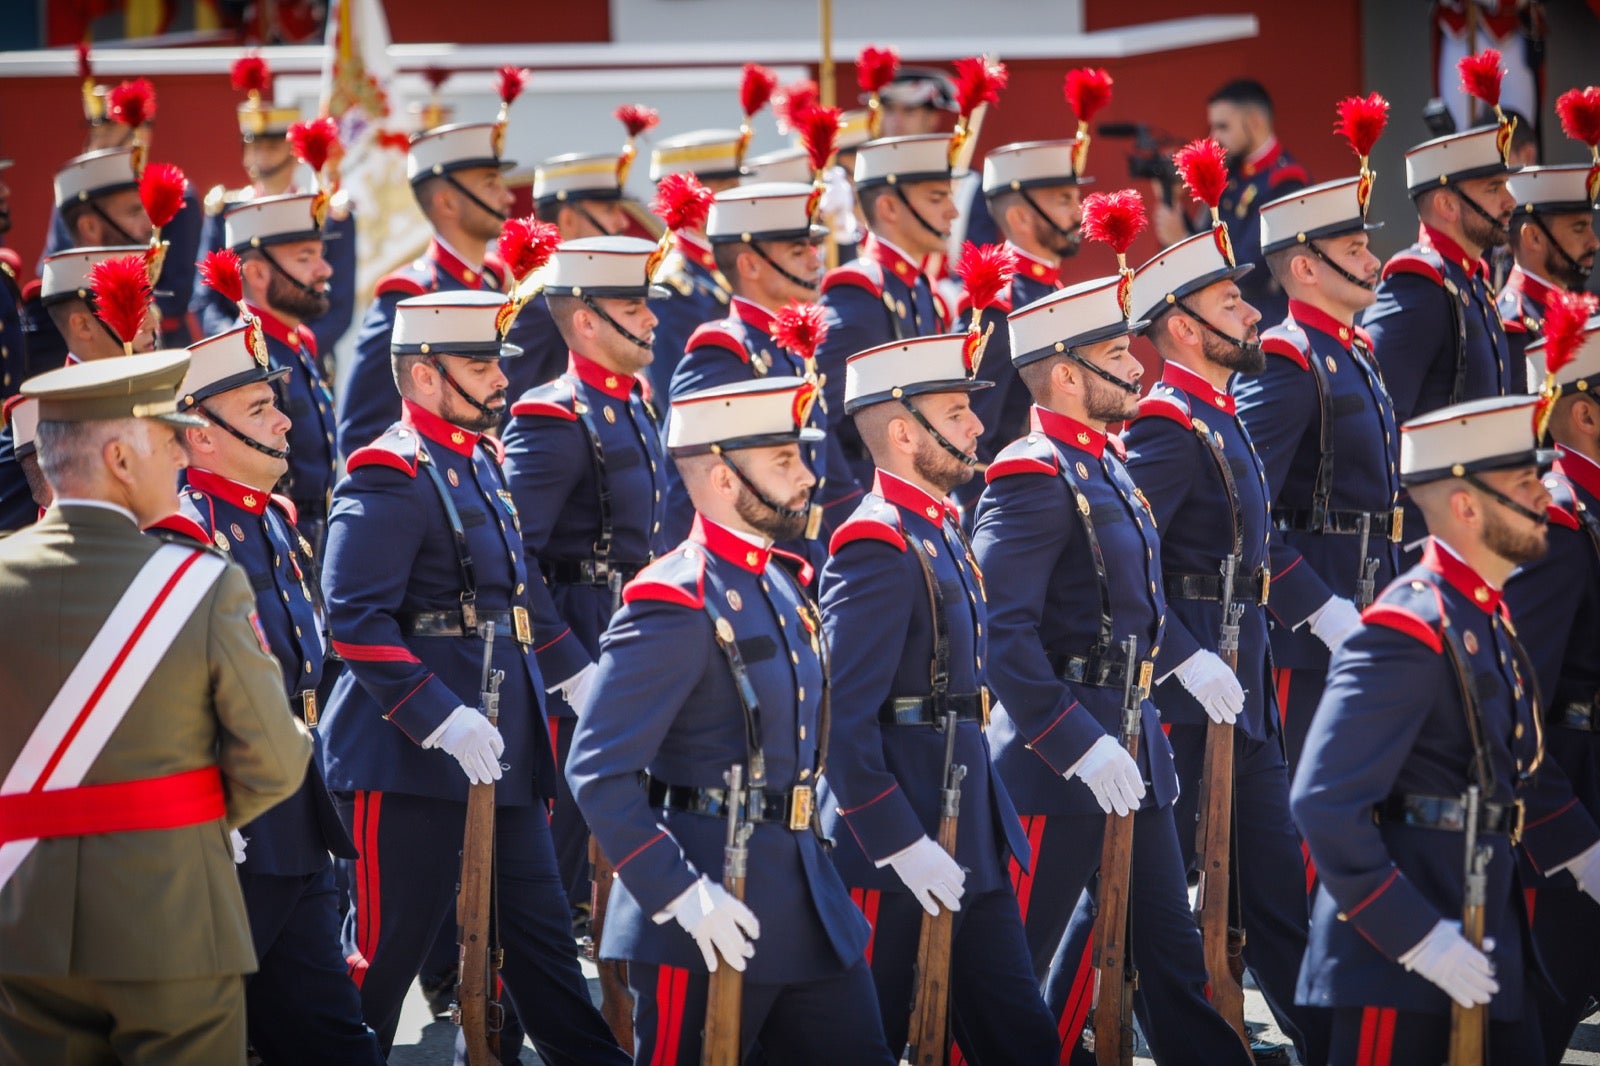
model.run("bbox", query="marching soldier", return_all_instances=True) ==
[501,235,669,929]
[1123,212,1330,1063]
[191,55,358,359]
[0,350,311,1063]
[1496,164,1599,367]
[567,375,895,1065]
[1506,314,1600,1061]
[1236,174,1402,771]
[667,182,850,555]
[644,129,743,399]
[226,193,339,551]
[149,324,383,1064]
[319,289,628,1064]
[972,263,1252,1064]
[1291,394,1600,1064]
[819,332,1058,1060]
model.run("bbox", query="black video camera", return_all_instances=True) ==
[1098,122,1183,205]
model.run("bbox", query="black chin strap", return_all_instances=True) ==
[749,241,819,292]
[428,355,501,421]
[1065,347,1140,395]
[248,154,296,184]
[1172,298,1261,356]
[1451,186,1509,246]
[575,202,614,237]
[892,184,948,241]
[442,172,509,224]
[1464,472,1549,527]
[717,449,811,521]
[1306,238,1379,292]
[87,201,141,245]
[580,294,652,351]
[199,403,290,460]
[1529,212,1593,282]
[1017,187,1081,246]
[899,395,979,468]
[259,246,326,301]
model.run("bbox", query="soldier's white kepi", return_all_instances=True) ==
[743,147,811,186]
[39,245,150,306]
[407,122,515,186]
[853,134,955,188]
[391,290,525,359]
[1404,124,1517,193]
[707,182,827,244]
[1008,275,1149,367]
[224,192,333,252]
[21,348,206,428]
[1527,315,1600,393]
[649,130,745,182]
[53,147,139,210]
[844,333,994,414]
[982,139,1090,194]
[179,324,287,409]
[833,109,874,152]
[667,376,825,456]
[1399,394,1557,486]
[538,235,671,298]
[2,396,39,460]
[1259,176,1383,254]
[1508,164,1600,216]
[533,151,624,206]
[1131,229,1253,324]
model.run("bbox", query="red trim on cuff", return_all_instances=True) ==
[1346,868,1399,918]
[334,640,421,664]
[615,830,669,871]
[838,783,899,817]
[534,627,572,654]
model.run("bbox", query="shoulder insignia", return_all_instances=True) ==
[1268,163,1310,189]
[145,512,211,545]
[268,493,299,526]
[687,319,752,362]
[1261,327,1312,371]
[375,272,430,299]
[623,546,707,609]
[1353,324,1375,349]
[770,547,816,589]
[829,506,907,554]
[1548,500,1581,530]
[1544,476,1581,530]
[822,262,885,299]
[1106,434,1127,461]
[20,279,41,303]
[1363,577,1445,654]
[347,427,422,477]
[477,432,505,465]
[0,248,19,277]
[1135,390,1192,427]
[1382,249,1445,287]
[985,437,1061,482]
[510,378,579,421]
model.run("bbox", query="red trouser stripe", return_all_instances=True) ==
[1525,886,1538,926]
[1057,930,1096,1065]
[1011,815,1047,924]
[548,715,562,763]
[849,887,882,966]
[348,791,383,988]
[1274,667,1292,729]
[0,765,223,844]
[1302,838,1318,897]
[653,965,689,1066]
[1357,1006,1396,1066]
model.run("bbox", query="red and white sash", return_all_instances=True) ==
[0,544,228,892]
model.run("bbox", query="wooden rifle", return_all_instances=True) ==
[587,837,634,1048]
[1194,555,1251,1056]
[1092,636,1149,1066]
[702,763,752,1066]
[906,706,968,1065]
[455,622,504,1066]
[1448,785,1491,1066]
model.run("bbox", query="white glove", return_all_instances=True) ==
[1306,595,1363,654]
[1065,734,1146,816]
[1398,919,1499,1008]
[883,836,966,916]
[551,663,597,715]
[1558,840,1600,904]
[662,876,761,972]
[230,828,248,865]
[1173,650,1244,725]
[428,706,505,785]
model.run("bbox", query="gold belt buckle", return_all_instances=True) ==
[1135,660,1155,704]
[788,785,815,831]
[300,690,319,728]
[979,687,992,730]
[1390,507,1405,544]
[1510,799,1525,845]
[512,606,533,646]
[804,503,824,542]
[1259,567,1272,606]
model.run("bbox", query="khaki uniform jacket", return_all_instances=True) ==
[0,503,312,980]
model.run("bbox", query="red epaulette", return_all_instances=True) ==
[822,262,884,298]
[1268,162,1310,189]
[1261,326,1312,371]
[478,433,505,464]
[146,512,210,544]
[374,271,430,299]
[1383,249,1445,287]
[347,427,421,477]
[686,319,751,362]
[1106,434,1128,461]
[1548,501,1582,530]
[269,494,298,526]
[770,547,816,588]
[985,439,1060,482]
[0,248,20,274]
[1362,579,1445,654]
[1353,324,1375,349]
[622,547,707,609]
[20,279,41,302]
[510,378,579,421]
[1135,391,1191,427]
[829,513,907,554]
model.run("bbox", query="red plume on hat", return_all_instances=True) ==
[139,162,188,283]
[771,300,829,378]
[1082,189,1147,320]
[77,42,104,125]
[231,53,270,101]
[495,216,561,339]
[775,80,820,135]
[857,45,900,139]
[1556,86,1600,204]
[1458,50,1516,163]
[1062,67,1113,176]
[949,56,1008,168]
[956,242,1017,376]
[494,66,530,155]
[289,116,343,229]
[88,254,153,357]
[420,66,451,129]
[796,105,842,178]
[1334,92,1389,219]
[108,78,156,176]
[1173,139,1234,265]
[647,173,715,284]
[737,63,780,168]
[76,41,92,85]
[200,249,269,367]
[1535,289,1600,438]
[615,104,660,185]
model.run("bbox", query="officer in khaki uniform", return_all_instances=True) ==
[0,350,312,1064]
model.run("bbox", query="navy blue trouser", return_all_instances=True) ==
[238,864,385,1065]
[627,956,894,1065]
[1273,665,1328,780]
[335,791,628,1066]
[1529,874,1600,1064]
[850,883,1058,1064]
[1166,720,1332,1066]
[546,710,592,915]
[1011,803,1252,1066]
[1327,997,1543,1065]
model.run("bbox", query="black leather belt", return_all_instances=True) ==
[399,607,531,645]
[1558,701,1600,732]
[648,777,815,831]
[544,558,649,587]
[1164,569,1270,607]
[879,691,989,726]
[1375,793,1523,842]
[1273,506,1404,541]
[1058,649,1141,690]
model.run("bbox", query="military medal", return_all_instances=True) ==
[715,617,736,644]
[447,468,460,486]
[726,589,743,611]
[496,489,518,517]
[1463,631,1479,654]
[213,530,230,551]
[1076,494,1091,516]
[1076,461,1090,479]
[923,538,938,557]
[230,522,246,542]
[1325,355,1338,373]
[604,406,617,424]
